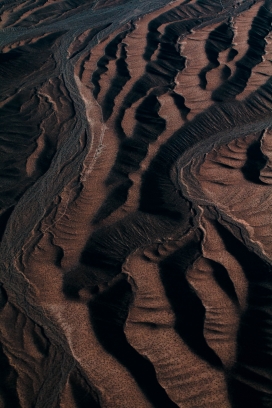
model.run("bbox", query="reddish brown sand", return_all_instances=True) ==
[1,0,272,407]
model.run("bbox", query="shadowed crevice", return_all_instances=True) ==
[160,240,223,367]
[89,278,179,408]
[212,3,272,101]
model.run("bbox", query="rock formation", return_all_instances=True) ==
[1,0,272,406]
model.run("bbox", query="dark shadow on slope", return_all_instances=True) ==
[0,342,20,408]
[159,238,223,368]
[241,140,267,184]
[214,220,272,408]
[88,277,179,408]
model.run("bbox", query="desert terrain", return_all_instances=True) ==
[0,0,272,406]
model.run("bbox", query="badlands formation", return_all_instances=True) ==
[1,0,272,407]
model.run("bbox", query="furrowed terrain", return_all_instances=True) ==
[1,0,272,406]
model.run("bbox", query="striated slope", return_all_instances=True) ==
[1,0,272,407]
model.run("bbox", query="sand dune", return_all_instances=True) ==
[1,0,272,406]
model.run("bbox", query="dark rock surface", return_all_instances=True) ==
[1,0,272,406]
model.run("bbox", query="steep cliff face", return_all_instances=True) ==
[1,0,272,407]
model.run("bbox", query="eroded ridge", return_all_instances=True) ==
[1,0,272,407]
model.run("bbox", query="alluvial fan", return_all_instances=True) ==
[1,0,272,406]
